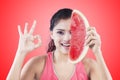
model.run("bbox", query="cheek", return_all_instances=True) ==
[54,38,60,44]
[53,33,62,41]
[53,37,61,46]
[52,32,63,46]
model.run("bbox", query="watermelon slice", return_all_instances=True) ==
[69,10,89,64]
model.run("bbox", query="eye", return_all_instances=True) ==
[57,31,64,35]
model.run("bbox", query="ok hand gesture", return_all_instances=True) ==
[17,20,41,55]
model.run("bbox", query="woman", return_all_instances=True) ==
[7,8,112,80]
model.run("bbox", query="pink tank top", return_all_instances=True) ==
[40,52,88,80]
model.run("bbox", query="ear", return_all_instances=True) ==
[50,31,54,39]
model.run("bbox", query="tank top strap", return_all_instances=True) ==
[40,52,58,80]
[71,61,88,80]
[40,52,88,80]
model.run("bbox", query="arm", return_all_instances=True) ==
[6,51,26,80]
[86,27,112,80]
[91,49,112,80]
[20,55,46,80]
[6,20,41,80]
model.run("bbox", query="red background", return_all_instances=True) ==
[0,0,120,80]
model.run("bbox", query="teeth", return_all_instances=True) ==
[62,43,70,47]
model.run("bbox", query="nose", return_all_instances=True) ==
[63,32,71,42]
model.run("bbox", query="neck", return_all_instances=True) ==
[53,49,69,64]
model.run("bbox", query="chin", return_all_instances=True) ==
[60,49,69,55]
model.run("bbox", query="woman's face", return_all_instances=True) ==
[51,19,71,54]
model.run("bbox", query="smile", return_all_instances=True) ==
[61,43,70,47]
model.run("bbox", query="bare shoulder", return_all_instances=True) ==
[82,57,97,68]
[28,54,47,67]
[21,54,47,80]
[27,54,47,72]
[82,58,98,76]
[82,57,102,79]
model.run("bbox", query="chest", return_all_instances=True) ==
[53,63,76,80]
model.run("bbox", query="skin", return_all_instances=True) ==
[7,19,112,80]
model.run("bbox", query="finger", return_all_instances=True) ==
[87,40,95,48]
[24,22,28,34]
[90,27,98,34]
[34,35,42,48]
[87,27,95,31]
[85,35,96,46]
[29,20,37,34]
[86,30,95,40]
[28,35,34,41]
[87,30,95,36]
[18,25,23,36]
[87,27,91,31]
[91,27,96,30]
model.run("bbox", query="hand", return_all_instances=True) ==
[17,20,41,55]
[85,27,101,54]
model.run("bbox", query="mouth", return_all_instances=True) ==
[61,43,70,48]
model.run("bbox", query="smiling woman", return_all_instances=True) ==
[6,8,112,80]
[50,19,71,54]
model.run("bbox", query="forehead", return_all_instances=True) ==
[53,19,71,30]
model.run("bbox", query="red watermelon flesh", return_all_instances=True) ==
[69,10,89,63]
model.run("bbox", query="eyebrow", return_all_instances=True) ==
[56,29,65,31]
